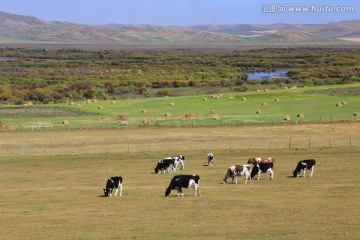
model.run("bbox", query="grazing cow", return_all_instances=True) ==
[293,159,316,178]
[103,176,123,197]
[165,175,200,197]
[247,157,275,164]
[154,159,176,173]
[250,162,274,180]
[171,155,185,171]
[223,165,251,184]
[207,153,215,166]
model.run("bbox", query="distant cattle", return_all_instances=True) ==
[165,175,200,197]
[293,159,316,178]
[248,157,275,165]
[154,159,176,174]
[223,165,251,184]
[250,162,274,180]
[103,176,123,197]
[207,153,215,166]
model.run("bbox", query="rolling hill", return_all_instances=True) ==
[0,11,359,44]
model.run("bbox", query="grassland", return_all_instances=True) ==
[1,84,360,128]
[1,146,359,239]
[1,83,360,239]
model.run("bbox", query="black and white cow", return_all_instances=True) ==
[154,159,175,173]
[165,175,200,197]
[207,153,214,166]
[293,159,316,178]
[103,176,123,197]
[250,162,274,180]
[173,155,185,170]
[223,165,251,184]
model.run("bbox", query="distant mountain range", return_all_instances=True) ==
[0,11,359,45]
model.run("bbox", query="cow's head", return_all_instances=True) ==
[154,167,159,174]
[165,188,172,197]
[103,188,113,197]
[247,158,255,164]
[293,170,299,178]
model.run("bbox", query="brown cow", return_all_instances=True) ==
[223,165,251,184]
[247,157,275,165]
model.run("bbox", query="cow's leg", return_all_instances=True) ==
[194,184,200,197]
[114,188,118,196]
[257,171,261,180]
[244,172,249,184]
[303,169,306,178]
[234,176,238,184]
[309,166,315,177]
[269,169,274,180]
[119,184,123,196]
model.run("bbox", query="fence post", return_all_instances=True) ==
[289,138,292,149]
[350,136,352,147]
[308,137,311,148]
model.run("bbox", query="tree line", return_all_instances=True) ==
[0,47,359,104]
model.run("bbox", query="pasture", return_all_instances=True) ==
[1,125,359,239]
[1,84,360,128]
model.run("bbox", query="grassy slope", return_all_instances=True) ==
[1,84,359,127]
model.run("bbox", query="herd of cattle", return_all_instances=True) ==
[103,154,316,197]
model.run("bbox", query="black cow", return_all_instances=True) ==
[293,159,316,178]
[155,159,176,173]
[250,162,274,180]
[165,175,200,197]
[103,176,123,197]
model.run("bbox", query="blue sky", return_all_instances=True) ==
[1,0,358,25]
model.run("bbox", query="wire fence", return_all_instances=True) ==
[0,135,358,157]
[1,116,359,133]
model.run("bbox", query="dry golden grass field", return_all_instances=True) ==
[1,123,359,239]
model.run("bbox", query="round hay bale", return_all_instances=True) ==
[182,112,197,119]
[242,97,247,101]
[283,116,291,121]
[219,94,223,97]
[86,99,92,104]
[63,120,70,124]
[336,103,342,107]
[27,102,33,106]
[264,89,269,92]
[256,89,260,92]
[22,103,28,107]
[98,106,104,110]
[141,109,147,113]
[93,99,98,103]
[229,96,234,100]
[297,113,304,118]
[342,101,347,105]
[284,86,288,89]
[75,104,81,107]
[262,102,267,106]
[211,114,220,120]
[256,110,262,114]
[170,102,175,106]
[353,112,360,116]
[165,112,173,117]
[117,114,128,121]
[69,102,75,106]
[111,100,116,104]
[209,110,216,114]
[211,95,217,99]
[274,98,280,102]
[203,98,208,101]
[142,119,149,124]
[290,86,297,90]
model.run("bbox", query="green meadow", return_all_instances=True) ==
[1,84,359,128]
